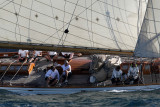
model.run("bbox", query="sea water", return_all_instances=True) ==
[0,89,160,107]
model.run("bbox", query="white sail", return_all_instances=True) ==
[134,0,160,58]
[0,0,147,54]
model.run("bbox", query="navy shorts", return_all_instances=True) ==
[50,55,56,58]
[45,77,56,85]
[62,72,72,79]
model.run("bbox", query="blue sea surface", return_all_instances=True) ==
[0,89,160,107]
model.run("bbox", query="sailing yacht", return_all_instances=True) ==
[0,0,159,94]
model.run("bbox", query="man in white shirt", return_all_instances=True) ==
[18,49,29,62]
[111,66,122,85]
[127,62,139,84]
[45,51,57,62]
[29,50,42,63]
[60,60,72,83]
[45,66,60,86]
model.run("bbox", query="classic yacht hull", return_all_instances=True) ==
[0,84,160,95]
[0,52,159,95]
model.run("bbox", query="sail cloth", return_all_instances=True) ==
[0,0,146,54]
[134,0,160,58]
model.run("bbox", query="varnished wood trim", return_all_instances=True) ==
[0,42,133,56]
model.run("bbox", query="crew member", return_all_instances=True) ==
[45,66,60,86]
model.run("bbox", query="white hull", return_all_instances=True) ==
[0,85,160,95]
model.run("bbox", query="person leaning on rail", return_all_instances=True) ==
[59,52,74,60]
[45,51,58,62]
[29,50,42,63]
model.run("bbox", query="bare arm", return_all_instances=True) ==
[69,53,74,59]
[25,51,29,58]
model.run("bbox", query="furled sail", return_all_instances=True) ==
[134,0,160,58]
[0,0,147,55]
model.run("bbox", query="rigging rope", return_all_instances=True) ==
[27,0,34,43]
[13,0,22,42]
[58,0,67,45]
[90,0,94,47]
[150,59,154,83]
[0,0,14,9]
[137,0,142,38]
[0,0,8,6]
[0,60,17,82]
[139,58,145,85]
[67,0,80,29]
[49,0,60,40]
[62,0,80,45]
[85,0,92,47]
[105,0,121,50]
[9,61,25,86]
[63,0,67,32]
